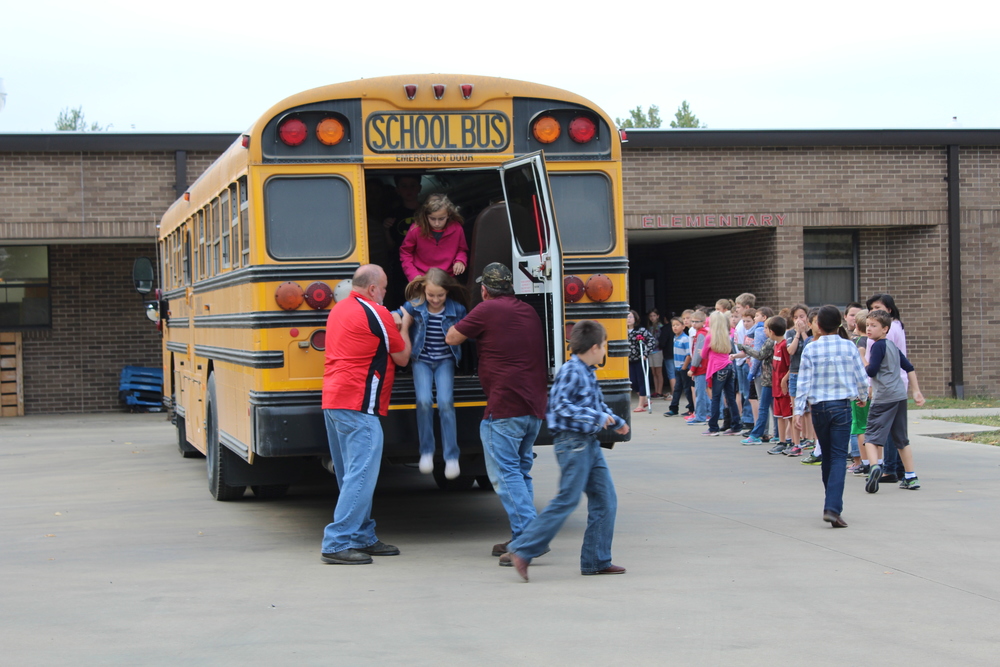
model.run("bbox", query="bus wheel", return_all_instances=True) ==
[175,411,203,459]
[432,466,476,491]
[206,374,246,501]
[251,484,289,499]
[475,475,493,491]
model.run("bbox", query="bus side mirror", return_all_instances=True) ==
[132,257,155,295]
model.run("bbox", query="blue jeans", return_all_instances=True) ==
[708,366,739,432]
[412,358,458,461]
[749,385,773,438]
[481,415,542,539]
[811,399,851,514]
[322,409,383,553]
[693,374,709,421]
[736,363,754,427]
[508,432,618,573]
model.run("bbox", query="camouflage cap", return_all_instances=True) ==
[476,262,513,290]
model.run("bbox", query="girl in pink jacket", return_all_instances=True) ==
[399,194,469,282]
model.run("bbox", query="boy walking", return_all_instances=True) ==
[505,320,630,581]
[863,310,926,492]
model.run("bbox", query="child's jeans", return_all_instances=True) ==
[708,366,738,432]
[736,362,754,427]
[669,370,693,413]
[693,373,709,421]
[749,385,773,439]
[412,357,459,461]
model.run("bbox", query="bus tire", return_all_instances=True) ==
[175,412,204,459]
[251,484,290,499]
[206,374,246,501]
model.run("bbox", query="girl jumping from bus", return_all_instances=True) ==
[395,268,469,479]
[399,194,469,282]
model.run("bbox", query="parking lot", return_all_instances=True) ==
[2,407,999,665]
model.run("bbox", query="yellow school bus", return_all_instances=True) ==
[149,74,631,500]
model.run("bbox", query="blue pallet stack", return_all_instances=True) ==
[119,366,164,412]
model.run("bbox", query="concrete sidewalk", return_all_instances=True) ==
[1,408,998,665]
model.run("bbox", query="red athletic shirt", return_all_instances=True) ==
[772,338,790,397]
[322,292,405,416]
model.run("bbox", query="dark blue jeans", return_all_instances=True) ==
[811,399,851,515]
[749,385,773,439]
[708,366,738,432]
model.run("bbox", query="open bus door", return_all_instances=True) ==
[498,152,565,379]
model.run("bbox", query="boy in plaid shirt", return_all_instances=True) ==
[504,320,630,581]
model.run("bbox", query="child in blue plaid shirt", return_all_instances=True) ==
[504,320,630,581]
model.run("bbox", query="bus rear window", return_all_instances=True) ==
[264,176,354,260]
[549,173,613,254]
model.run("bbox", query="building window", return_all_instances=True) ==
[0,246,51,329]
[804,230,857,307]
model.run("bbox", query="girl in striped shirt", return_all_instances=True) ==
[396,268,469,480]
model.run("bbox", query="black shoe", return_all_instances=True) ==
[321,549,373,564]
[823,510,848,528]
[853,464,871,477]
[663,410,678,417]
[357,540,400,556]
[865,465,882,494]
[880,472,899,484]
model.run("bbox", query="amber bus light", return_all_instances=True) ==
[316,118,345,146]
[532,116,561,144]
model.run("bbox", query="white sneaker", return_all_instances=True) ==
[419,454,434,474]
[444,459,460,480]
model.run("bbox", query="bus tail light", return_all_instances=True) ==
[316,118,345,146]
[275,282,304,310]
[310,329,326,351]
[569,116,596,143]
[585,274,613,302]
[304,281,334,309]
[532,116,561,144]
[461,84,473,99]
[278,118,307,146]
[564,275,585,303]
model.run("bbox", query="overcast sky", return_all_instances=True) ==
[2,0,999,134]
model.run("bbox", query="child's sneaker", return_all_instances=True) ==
[419,453,434,474]
[663,410,678,417]
[801,439,815,450]
[724,427,743,436]
[847,462,863,474]
[686,419,707,425]
[702,430,720,437]
[853,463,871,476]
[899,476,921,490]
[741,436,763,446]
[767,443,787,455]
[785,445,803,457]
[865,464,883,493]
[741,429,753,437]
[801,454,822,465]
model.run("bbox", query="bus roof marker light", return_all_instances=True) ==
[461,84,473,99]
[241,134,250,149]
[569,116,597,143]
[433,84,445,99]
[532,116,560,144]
[404,85,417,100]
[316,118,345,146]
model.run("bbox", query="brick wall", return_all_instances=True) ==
[21,243,162,413]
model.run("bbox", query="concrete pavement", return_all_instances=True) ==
[1,406,998,665]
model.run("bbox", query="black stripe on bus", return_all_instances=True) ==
[220,429,250,458]
[169,318,190,328]
[188,263,361,295]
[565,302,630,318]
[166,341,188,354]
[607,340,630,357]
[194,344,284,369]
[193,311,330,329]
[164,287,187,301]
[563,257,629,274]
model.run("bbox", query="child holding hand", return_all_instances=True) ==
[399,194,469,282]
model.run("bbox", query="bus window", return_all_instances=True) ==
[229,183,240,268]
[549,172,614,254]
[239,176,249,266]
[183,230,191,285]
[264,176,354,260]
[220,191,231,269]
[211,198,222,274]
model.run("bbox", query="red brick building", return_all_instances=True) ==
[2,130,998,412]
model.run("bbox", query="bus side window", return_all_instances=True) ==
[239,176,249,266]
[220,191,231,270]
[229,183,240,268]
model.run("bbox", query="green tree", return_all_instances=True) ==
[616,105,662,129]
[669,101,704,128]
[55,106,106,131]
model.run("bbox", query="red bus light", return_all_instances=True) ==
[564,275,585,303]
[304,281,334,309]
[278,118,307,146]
[310,329,326,351]
[532,116,561,144]
[569,116,596,143]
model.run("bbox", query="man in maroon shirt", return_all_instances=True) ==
[446,263,548,558]
[321,264,411,565]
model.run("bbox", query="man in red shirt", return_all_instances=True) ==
[321,264,412,565]
[445,262,548,559]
